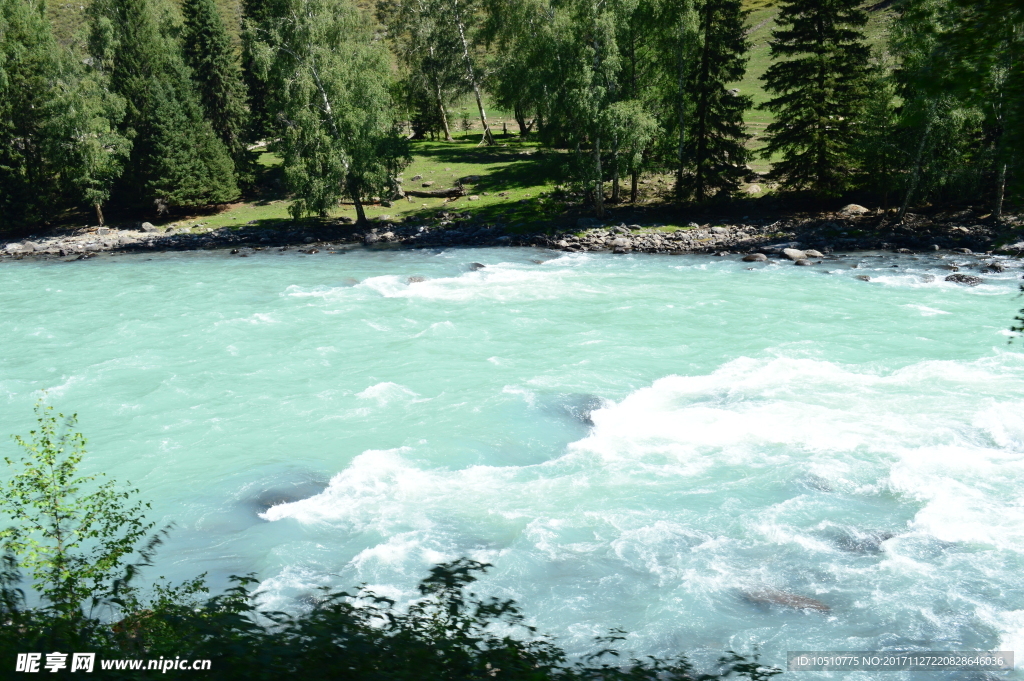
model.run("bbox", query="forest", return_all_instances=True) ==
[0,0,1020,232]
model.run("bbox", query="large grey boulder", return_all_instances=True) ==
[140,222,158,232]
[783,248,806,261]
[839,204,870,215]
[945,273,982,286]
[742,253,767,262]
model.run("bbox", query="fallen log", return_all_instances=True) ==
[403,187,465,198]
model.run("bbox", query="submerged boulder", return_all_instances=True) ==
[742,253,767,262]
[945,273,982,286]
[743,589,830,612]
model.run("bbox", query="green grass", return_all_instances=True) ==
[731,1,895,174]
[135,134,565,234]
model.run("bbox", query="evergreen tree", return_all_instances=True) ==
[182,0,253,183]
[89,0,238,212]
[759,0,871,196]
[252,0,409,224]
[0,0,129,230]
[684,0,750,202]
[0,0,69,229]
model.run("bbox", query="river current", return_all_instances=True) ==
[2,246,1023,676]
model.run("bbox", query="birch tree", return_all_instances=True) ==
[251,0,409,223]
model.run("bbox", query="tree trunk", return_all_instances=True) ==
[898,115,933,223]
[436,83,454,142]
[995,162,1007,220]
[403,187,466,198]
[593,135,604,218]
[611,153,620,203]
[514,105,532,138]
[350,179,367,225]
[94,202,104,226]
[453,2,495,146]
[631,170,638,203]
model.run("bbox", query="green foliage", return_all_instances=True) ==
[539,0,622,215]
[182,0,254,184]
[650,0,701,200]
[378,0,472,141]
[758,0,872,196]
[240,0,288,142]
[0,400,153,616]
[250,0,409,223]
[683,0,751,202]
[0,0,129,230]
[89,0,239,211]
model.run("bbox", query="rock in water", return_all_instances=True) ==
[742,253,767,262]
[945,273,982,286]
[794,258,812,266]
[743,589,830,612]
[407,276,426,283]
[855,275,871,281]
[803,249,824,258]
[783,248,806,261]
[469,262,486,270]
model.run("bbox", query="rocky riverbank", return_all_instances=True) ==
[2,204,1021,262]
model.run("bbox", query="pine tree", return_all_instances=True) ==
[89,0,238,211]
[253,0,409,224]
[0,0,129,230]
[759,0,871,196]
[684,0,750,202]
[182,0,252,183]
[0,0,66,229]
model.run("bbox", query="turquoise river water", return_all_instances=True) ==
[2,247,1023,677]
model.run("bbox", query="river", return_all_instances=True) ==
[2,246,1022,676]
